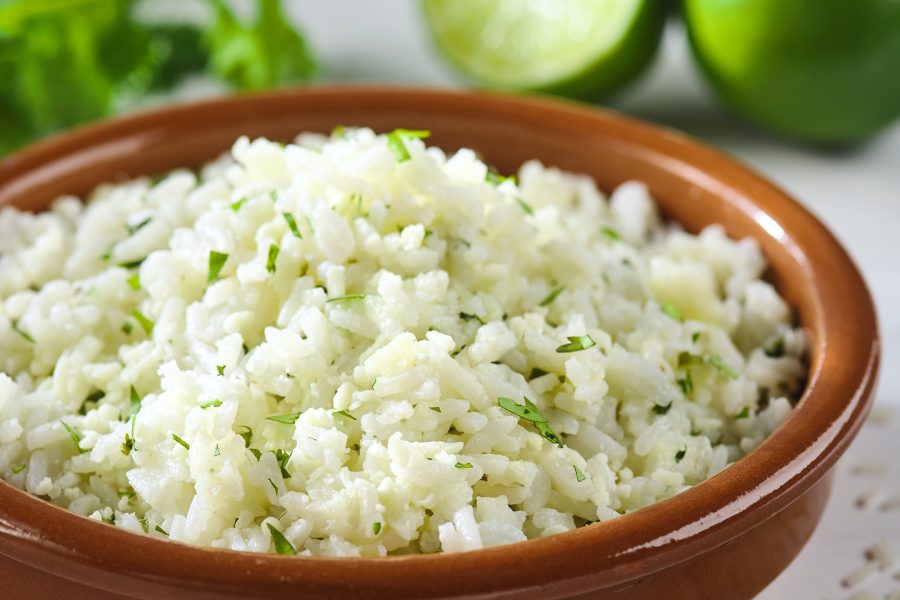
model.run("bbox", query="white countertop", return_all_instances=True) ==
[178,2,900,596]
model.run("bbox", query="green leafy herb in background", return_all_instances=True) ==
[0,0,316,155]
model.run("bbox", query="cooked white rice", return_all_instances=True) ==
[0,128,807,556]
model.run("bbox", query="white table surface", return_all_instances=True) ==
[165,2,900,596]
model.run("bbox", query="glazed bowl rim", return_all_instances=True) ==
[0,86,880,598]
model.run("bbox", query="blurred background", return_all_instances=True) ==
[2,1,899,598]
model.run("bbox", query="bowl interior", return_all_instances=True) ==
[0,87,879,599]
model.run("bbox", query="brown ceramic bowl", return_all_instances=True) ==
[0,88,879,600]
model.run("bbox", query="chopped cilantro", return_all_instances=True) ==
[214,444,221,457]
[267,413,301,425]
[459,311,485,324]
[11,464,25,474]
[528,368,550,380]
[207,250,228,283]
[372,522,382,535]
[708,355,740,380]
[555,335,595,353]
[200,399,222,409]
[274,449,292,479]
[661,302,682,321]
[332,409,357,421]
[268,478,279,494]
[735,406,751,419]
[126,274,141,291]
[125,216,152,236]
[652,402,672,415]
[129,385,141,418]
[675,447,687,462]
[764,339,786,358]
[11,319,35,343]
[216,365,226,376]
[237,425,253,447]
[230,197,247,212]
[691,332,701,344]
[283,212,302,238]
[131,309,154,335]
[573,465,587,482]
[386,129,430,162]
[485,171,517,186]
[60,420,85,454]
[122,322,133,335]
[455,462,473,469]
[326,294,367,304]
[539,287,565,307]
[266,243,280,274]
[601,227,621,241]
[498,396,563,447]
[429,406,442,413]
[267,523,297,555]
[515,198,533,215]
[677,369,694,397]
[155,525,169,536]
[171,433,190,451]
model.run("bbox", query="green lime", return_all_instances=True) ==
[684,0,900,144]
[421,0,666,99]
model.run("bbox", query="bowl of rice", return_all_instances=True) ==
[0,88,879,599]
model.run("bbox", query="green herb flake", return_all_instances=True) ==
[735,406,751,419]
[764,339,786,358]
[528,368,549,380]
[60,420,85,454]
[677,369,694,397]
[216,365,226,376]
[708,355,740,380]
[675,447,687,462]
[126,273,141,291]
[455,462,473,469]
[332,125,347,138]
[155,525,169,537]
[661,302,682,321]
[332,409,357,421]
[267,523,297,555]
[652,402,672,415]
[539,287,564,307]
[266,243,280,274]
[172,433,190,451]
[459,312,485,325]
[274,449,292,479]
[498,397,564,447]
[268,478,279,494]
[237,425,253,447]
[100,241,117,262]
[214,444,221,457]
[555,335,595,353]
[11,464,25,474]
[573,465,587,482]
[267,413,301,425]
[386,128,431,162]
[122,322,133,335]
[131,309,154,335]
[326,294,367,304]
[200,399,222,409]
[282,212,302,238]
[11,319,35,343]
[429,406,442,413]
[515,198,533,215]
[122,433,135,456]
[139,519,149,534]
[125,216,152,236]
[230,197,247,212]
[129,385,141,418]
[117,489,135,500]
[372,522,382,535]
[486,171,517,186]
[207,250,229,284]
[601,227,621,241]
[691,332,701,344]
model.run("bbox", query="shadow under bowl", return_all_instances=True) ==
[0,87,880,600]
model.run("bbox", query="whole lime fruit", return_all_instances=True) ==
[684,0,900,144]
[421,0,667,100]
